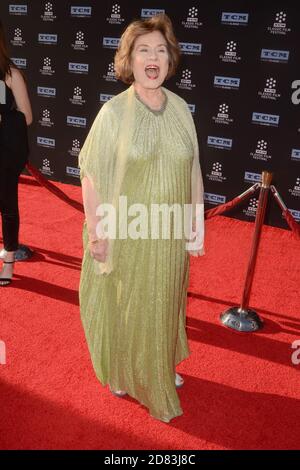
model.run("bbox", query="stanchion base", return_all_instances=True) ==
[220,307,263,332]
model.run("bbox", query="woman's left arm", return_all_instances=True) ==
[9,67,33,125]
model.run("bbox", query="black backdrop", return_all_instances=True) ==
[1,0,300,228]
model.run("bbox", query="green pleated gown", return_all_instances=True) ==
[79,86,200,422]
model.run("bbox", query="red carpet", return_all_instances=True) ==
[0,175,299,450]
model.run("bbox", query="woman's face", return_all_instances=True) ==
[131,30,169,90]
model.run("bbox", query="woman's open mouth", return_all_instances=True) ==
[145,65,160,80]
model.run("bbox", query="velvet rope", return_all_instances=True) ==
[25,164,300,239]
[205,184,259,220]
[25,163,84,213]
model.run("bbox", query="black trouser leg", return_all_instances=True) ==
[0,169,20,252]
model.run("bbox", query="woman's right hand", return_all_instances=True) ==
[89,238,109,263]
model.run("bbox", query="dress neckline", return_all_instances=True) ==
[134,88,168,115]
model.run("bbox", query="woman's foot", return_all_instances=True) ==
[109,385,127,397]
[175,373,184,388]
[0,252,15,287]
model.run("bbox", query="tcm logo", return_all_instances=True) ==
[38,33,58,44]
[99,93,115,103]
[37,86,56,97]
[66,166,80,177]
[291,80,300,105]
[261,49,289,63]
[244,172,261,183]
[214,76,240,88]
[221,12,249,25]
[204,193,226,205]
[11,57,27,68]
[141,9,165,18]
[9,4,27,15]
[67,116,87,127]
[207,136,233,149]
[70,6,92,17]
[37,136,55,148]
[289,209,300,222]
[291,149,300,161]
[179,42,202,55]
[68,62,89,73]
[252,112,280,126]
[102,37,120,49]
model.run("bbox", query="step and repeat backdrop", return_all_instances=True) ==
[1,0,300,228]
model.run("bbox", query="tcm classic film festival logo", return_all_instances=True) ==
[41,1,57,21]
[68,139,81,157]
[250,140,272,162]
[11,28,25,47]
[72,31,88,51]
[289,178,300,198]
[176,69,196,91]
[103,63,117,82]
[267,11,291,35]
[207,162,227,183]
[212,103,234,125]
[40,158,54,176]
[243,198,259,218]
[107,4,125,25]
[182,7,203,29]
[219,41,241,64]
[40,57,55,76]
[69,86,86,105]
[258,77,281,101]
[39,108,54,127]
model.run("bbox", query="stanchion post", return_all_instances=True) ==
[220,171,273,332]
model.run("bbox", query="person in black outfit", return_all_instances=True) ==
[0,20,32,286]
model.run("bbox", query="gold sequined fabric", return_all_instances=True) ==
[79,87,200,422]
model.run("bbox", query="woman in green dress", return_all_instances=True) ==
[79,14,204,423]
